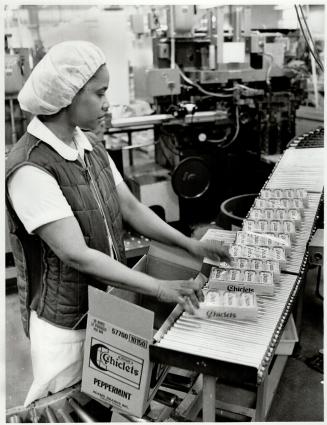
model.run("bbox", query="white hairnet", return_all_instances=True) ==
[18,41,106,116]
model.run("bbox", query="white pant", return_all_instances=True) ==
[24,311,86,407]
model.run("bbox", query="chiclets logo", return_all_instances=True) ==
[89,338,144,389]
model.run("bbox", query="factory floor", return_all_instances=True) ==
[5,265,323,422]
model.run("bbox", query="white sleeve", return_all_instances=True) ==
[8,165,74,234]
[107,154,123,186]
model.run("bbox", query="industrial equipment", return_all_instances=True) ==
[129,6,307,226]
[5,34,31,148]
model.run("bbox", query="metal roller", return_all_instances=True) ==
[68,398,97,423]
[44,406,59,423]
[162,372,194,392]
[153,389,178,407]
[156,273,301,383]
[264,147,324,192]
[8,415,22,423]
[57,408,75,423]
[29,407,40,423]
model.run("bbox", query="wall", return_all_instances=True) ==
[5,6,130,105]
[39,8,130,105]
[307,5,325,38]
[250,5,283,29]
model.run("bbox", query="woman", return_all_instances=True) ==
[5,41,231,406]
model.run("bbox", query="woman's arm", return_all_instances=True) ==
[35,216,203,312]
[117,181,231,263]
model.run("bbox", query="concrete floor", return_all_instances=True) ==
[5,266,323,421]
[267,265,324,422]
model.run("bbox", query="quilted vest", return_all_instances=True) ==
[5,131,126,337]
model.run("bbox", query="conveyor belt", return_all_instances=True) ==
[155,274,297,368]
[151,272,300,387]
[151,127,324,397]
[264,148,324,193]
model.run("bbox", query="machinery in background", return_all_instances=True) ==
[131,5,307,227]
[5,34,32,150]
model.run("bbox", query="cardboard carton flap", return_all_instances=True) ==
[88,287,154,340]
[147,241,202,272]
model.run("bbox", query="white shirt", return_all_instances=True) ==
[8,117,123,234]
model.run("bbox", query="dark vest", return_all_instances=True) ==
[6,131,126,337]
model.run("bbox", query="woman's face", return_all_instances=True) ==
[68,64,110,131]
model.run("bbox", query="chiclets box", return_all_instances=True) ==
[81,288,161,418]
[82,242,201,418]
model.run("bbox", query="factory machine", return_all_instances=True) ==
[5,34,31,149]
[126,5,306,227]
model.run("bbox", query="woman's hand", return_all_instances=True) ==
[187,238,232,264]
[156,278,205,314]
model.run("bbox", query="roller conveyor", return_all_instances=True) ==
[154,274,297,370]
[264,148,324,193]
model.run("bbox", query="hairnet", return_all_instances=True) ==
[18,41,106,116]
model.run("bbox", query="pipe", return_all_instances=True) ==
[208,9,213,39]
[169,5,175,68]
[8,415,22,423]
[215,7,224,66]
[9,98,17,144]
[306,5,319,109]
[153,389,178,407]
[44,406,59,423]
[29,407,40,423]
[233,7,242,42]
[57,408,75,423]
[68,398,97,423]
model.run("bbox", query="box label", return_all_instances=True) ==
[89,337,144,389]
[82,313,153,416]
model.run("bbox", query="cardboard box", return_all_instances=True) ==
[82,242,201,417]
[229,244,287,271]
[235,230,292,255]
[196,290,258,321]
[208,267,274,296]
[82,288,160,417]
[208,279,274,296]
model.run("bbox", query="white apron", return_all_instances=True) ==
[24,311,86,407]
